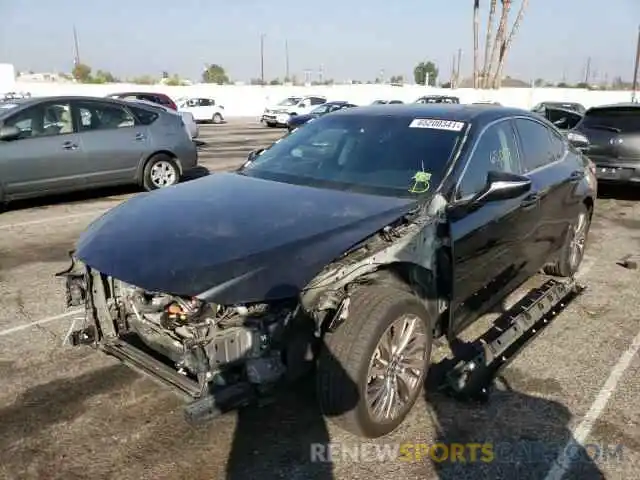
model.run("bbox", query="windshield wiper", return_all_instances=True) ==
[584,124,621,133]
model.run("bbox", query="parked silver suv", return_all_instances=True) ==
[0,96,198,205]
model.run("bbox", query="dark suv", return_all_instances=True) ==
[570,103,640,184]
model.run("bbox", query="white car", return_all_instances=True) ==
[261,95,327,127]
[123,98,199,139]
[176,97,225,124]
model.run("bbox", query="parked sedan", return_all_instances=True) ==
[532,101,586,115]
[534,106,583,131]
[176,97,225,123]
[414,95,460,104]
[59,104,595,440]
[106,92,178,110]
[286,101,358,131]
[0,96,198,206]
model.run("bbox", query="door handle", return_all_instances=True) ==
[569,171,583,180]
[62,141,78,150]
[135,133,145,140]
[521,193,540,209]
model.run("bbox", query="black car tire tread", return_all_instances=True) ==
[141,153,180,192]
[317,284,433,438]
[544,203,591,277]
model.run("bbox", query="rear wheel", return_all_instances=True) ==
[316,285,433,438]
[545,203,591,277]
[142,154,180,191]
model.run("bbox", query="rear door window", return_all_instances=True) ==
[129,106,159,125]
[76,101,136,131]
[513,118,555,172]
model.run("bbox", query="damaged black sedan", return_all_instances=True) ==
[59,104,596,439]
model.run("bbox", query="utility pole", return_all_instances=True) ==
[632,25,640,102]
[260,34,266,85]
[72,25,80,67]
[285,39,290,80]
[584,57,591,85]
[450,53,456,88]
[457,49,462,86]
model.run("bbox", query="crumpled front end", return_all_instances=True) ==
[56,253,301,413]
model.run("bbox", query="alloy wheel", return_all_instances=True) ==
[150,160,177,188]
[365,314,429,423]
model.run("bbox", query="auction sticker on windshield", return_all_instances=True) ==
[409,118,465,131]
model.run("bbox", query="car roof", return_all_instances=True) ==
[586,102,640,111]
[330,103,530,124]
[0,95,157,119]
[107,92,171,98]
[540,101,583,105]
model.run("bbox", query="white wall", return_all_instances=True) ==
[12,81,636,117]
[0,64,16,92]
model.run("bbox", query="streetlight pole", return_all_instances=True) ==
[632,25,640,102]
[260,34,266,85]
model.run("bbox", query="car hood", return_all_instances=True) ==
[75,172,420,305]
[289,113,315,124]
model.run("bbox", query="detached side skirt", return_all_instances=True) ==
[443,277,586,400]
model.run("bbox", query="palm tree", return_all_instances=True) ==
[481,0,498,88]
[473,0,480,88]
[492,0,529,88]
[486,0,511,89]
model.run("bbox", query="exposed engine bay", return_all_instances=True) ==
[58,207,442,419]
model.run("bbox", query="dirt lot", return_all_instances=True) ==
[0,119,639,480]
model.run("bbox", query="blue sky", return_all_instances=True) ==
[1,0,638,83]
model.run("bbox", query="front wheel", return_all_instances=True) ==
[212,113,223,124]
[142,154,180,191]
[316,284,433,438]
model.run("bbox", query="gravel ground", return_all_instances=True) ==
[0,120,638,480]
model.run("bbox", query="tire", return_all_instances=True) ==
[141,154,180,191]
[544,203,591,277]
[316,284,433,438]
[266,121,276,128]
[212,113,223,124]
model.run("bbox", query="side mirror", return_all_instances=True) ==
[472,170,532,205]
[566,131,589,150]
[247,148,264,162]
[448,171,531,219]
[0,125,21,141]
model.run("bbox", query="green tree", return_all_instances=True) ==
[93,70,118,83]
[72,63,92,82]
[165,74,181,86]
[269,78,282,85]
[389,75,404,84]
[130,75,156,85]
[534,78,545,87]
[413,61,438,86]
[202,64,230,84]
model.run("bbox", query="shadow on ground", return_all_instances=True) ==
[597,183,640,202]
[3,167,211,214]
[423,338,605,479]
[0,364,139,455]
